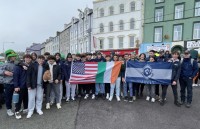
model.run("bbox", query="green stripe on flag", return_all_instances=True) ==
[96,62,106,83]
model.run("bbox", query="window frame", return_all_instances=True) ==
[195,0,200,17]
[119,20,124,31]
[109,22,114,32]
[109,6,114,15]
[174,3,185,20]
[130,18,135,29]
[99,39,104,49]
[154,7,164,22]
[154,26,163,43]
[129,36,135,47]
[99,23,104,33]
[119,4,125,14]
[118,37,124,48]
[130,1,136,12]
[193,22,200,40]
[100,8,104,17]
[155,0,165,4]
[173,24,183,41]
[108,38,113,48]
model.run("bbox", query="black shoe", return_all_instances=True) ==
[124,96,128,102]
[180,101,185,105]
[185,103,191,108]
[160,100,165,106]
[101,94,106,100]
[174,101,181,107]
[140,93,143,97]
[129,97,133,102]
[95,95,99,100]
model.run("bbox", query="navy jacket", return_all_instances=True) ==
[95,57,106,62]
[62,61,72,81]
[180,58,198,78]
[26,62,46,89]
[157,55,168,62]
[13,64,28,89]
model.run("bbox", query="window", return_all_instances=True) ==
[119,20,124,30]
[130,18,135,29]
[154,27,163,42]
[173,25,183,41]
[108,38,113,48]
[100,23,104,33]
[195,1,200,16]
[175,4,184,19]
[130,2,135,11]
[130,36,134,47]
[155,8,163,22]
[193,22,200,39]
[119,37,124,48]
[100,8,104,17]
[156,0,164,3]
[99,39,104,49]
[120,4,124,13]
[109,6,114,15]
[109,22,114,32]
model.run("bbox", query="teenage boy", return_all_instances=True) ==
[179,50,198,108]
[45,55,62,109]
[13,54,32,119]
[0,49,17,116]
[26,55,45,118]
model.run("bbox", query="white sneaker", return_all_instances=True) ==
[66,98,70,102]
[46,103,50,109]
[151,98,155,103]
[37,110,43,115]
[146,96,150,101]
[92,94,95,99]
[108,96,113,101]
[26,112,33,119]
[7,109,14,116]
[56,103,61,109]
[106,93,109,100]
[15,112,22,119]
[72,97,75,101]
[84,94,89,100]
[133,96,136,101]
[116,96,121,102]
[23,109,28,114]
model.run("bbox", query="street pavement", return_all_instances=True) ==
[0,87,200,129]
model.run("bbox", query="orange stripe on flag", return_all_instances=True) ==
[111,61,122,84]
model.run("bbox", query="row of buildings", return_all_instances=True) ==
[26,0,200,57]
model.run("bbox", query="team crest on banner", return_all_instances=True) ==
[142,64,153,79]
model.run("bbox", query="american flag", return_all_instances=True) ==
[69,62,98,84]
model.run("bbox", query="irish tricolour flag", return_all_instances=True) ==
[69,61,122,84]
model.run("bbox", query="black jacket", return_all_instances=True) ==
[45,63,61,82]
[26,62,46,89]
[169,59,181,82]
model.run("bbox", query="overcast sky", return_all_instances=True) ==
[0,0,93,52]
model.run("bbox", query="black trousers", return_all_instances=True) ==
[85,84,95,94]
[15,88,28,112]
[105,83,110,94]
[161,85,178,102]
[0,84,4,106]
[136,83,144,95]
[78,84,84,95]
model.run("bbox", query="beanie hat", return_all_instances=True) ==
[5,49,17,58]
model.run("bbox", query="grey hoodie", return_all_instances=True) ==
[0,61,16,84]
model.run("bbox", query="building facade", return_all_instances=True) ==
[52,32,60,55]
[44,37,54,54]
[70,7,93,54]
[143,0,200,53]
[26,43,42,55]
[92,0,144,54]
[59,23,71,56]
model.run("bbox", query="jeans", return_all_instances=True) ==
[46,83,60,104]
[66,81,76,98]
[59,83,63,103]
[15,88,28,112]
[28,85,44,113]
[179,78,193,103]
[123,82,133,97]
[95,83,105,95]
[161,85,178,102]
[146,84,155,98]
[110,77,121,97]
[4,84,14,110]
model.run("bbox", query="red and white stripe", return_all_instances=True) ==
[69,62,98,84]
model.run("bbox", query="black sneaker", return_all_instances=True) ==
[129,97,133,102]
[160,100,165,106]
[174,101,181,107]
[124,96,128,102]
[15,112,22,119]
[185,103,191,108]
[180,101,185,105]
[101,94,106,100]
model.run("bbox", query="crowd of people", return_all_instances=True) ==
[0,48,199,120]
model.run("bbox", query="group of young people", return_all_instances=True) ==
[0,48,199,120]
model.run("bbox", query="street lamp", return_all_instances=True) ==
[2,42,15,57]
